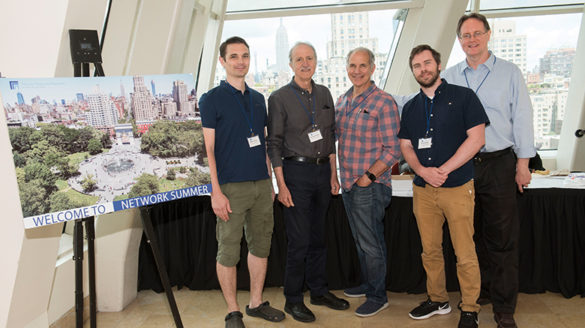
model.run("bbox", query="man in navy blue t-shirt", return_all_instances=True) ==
[398,45,489,328]
[200,36,284,328]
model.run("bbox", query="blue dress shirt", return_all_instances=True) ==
[442,52,536,159]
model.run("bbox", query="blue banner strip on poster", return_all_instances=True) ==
[113,184,211,211]
[23,183,212,229]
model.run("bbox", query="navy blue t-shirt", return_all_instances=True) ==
[200,81,269,185]
[398,79,489,187]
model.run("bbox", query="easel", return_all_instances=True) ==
[69,28,102,328]
[140,207,183,327]
[68,29,183,328]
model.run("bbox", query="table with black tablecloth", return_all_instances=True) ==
[137,186,585,298]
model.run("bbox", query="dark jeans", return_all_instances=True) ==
[282,159,332,303]
[342,182,392,305]
[474,150,519,314]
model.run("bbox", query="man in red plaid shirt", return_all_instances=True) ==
[335,47,401,317]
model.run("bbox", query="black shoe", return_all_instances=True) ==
[494,311,517,328]
[458,311,479,328]
[225,311,245,328]
[284,301,316,322]
[245,301,285,322]
[409,298,451,320]
[310,291,350,310]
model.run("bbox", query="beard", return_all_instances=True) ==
[415,69,440,88]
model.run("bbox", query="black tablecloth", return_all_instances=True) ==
[138,189,585,298]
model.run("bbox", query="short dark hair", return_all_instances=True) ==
[456,13,491,37]
[219,36,249,60]
[409,44,441,70]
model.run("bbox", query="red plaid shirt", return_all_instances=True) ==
[335,83,401,190]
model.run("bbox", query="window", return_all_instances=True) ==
[479,0,584,10]
[446,13,581,150]
[216,9,406,101]
[226,0,404,12]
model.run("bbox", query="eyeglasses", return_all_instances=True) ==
[459,31,488,40]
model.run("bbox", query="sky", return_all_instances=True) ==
[219,10,582,74]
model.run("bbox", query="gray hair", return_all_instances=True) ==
[289,42,317,63]
[346,47,375,67]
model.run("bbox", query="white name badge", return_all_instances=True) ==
[308,130,323,143]
[247,135,261,148]
[418,137,432,149]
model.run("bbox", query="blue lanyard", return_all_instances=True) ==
[424,97,434,137]
[345,87,375,116]
[464,55,496,94]
[231,90,255,136]
[290,85,316,127]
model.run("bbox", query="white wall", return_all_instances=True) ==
[0,0,70,78]
[0,1,79,326]
[102,0,216,77]
[0,0,222,326]
[47,242,89,325]
[0,88,28,328]
[95,209,143,312]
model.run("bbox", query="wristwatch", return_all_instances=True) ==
[365,170,376,182]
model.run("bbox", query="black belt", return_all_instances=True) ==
[473,147,512,164]
[285,156,330,165]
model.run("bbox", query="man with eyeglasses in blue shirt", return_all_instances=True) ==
[442,13,536,328]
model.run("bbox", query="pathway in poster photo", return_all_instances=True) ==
[68,138,208,202]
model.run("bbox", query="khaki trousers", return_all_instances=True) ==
[413,180,481,312]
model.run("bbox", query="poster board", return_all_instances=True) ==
[0,74,210,229]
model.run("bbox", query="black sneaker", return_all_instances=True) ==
[409,298,451,320]
[458,311,479,328]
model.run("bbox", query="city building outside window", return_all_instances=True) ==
[214,9,405,102]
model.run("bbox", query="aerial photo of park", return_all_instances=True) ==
[0,74,210,218]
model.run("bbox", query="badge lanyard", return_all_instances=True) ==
[232,90,255,136]
[464,55,497,94]
[417,96,434,150]
[290,85,317,130]
[345,87,375,116]
[424,97,434,137]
